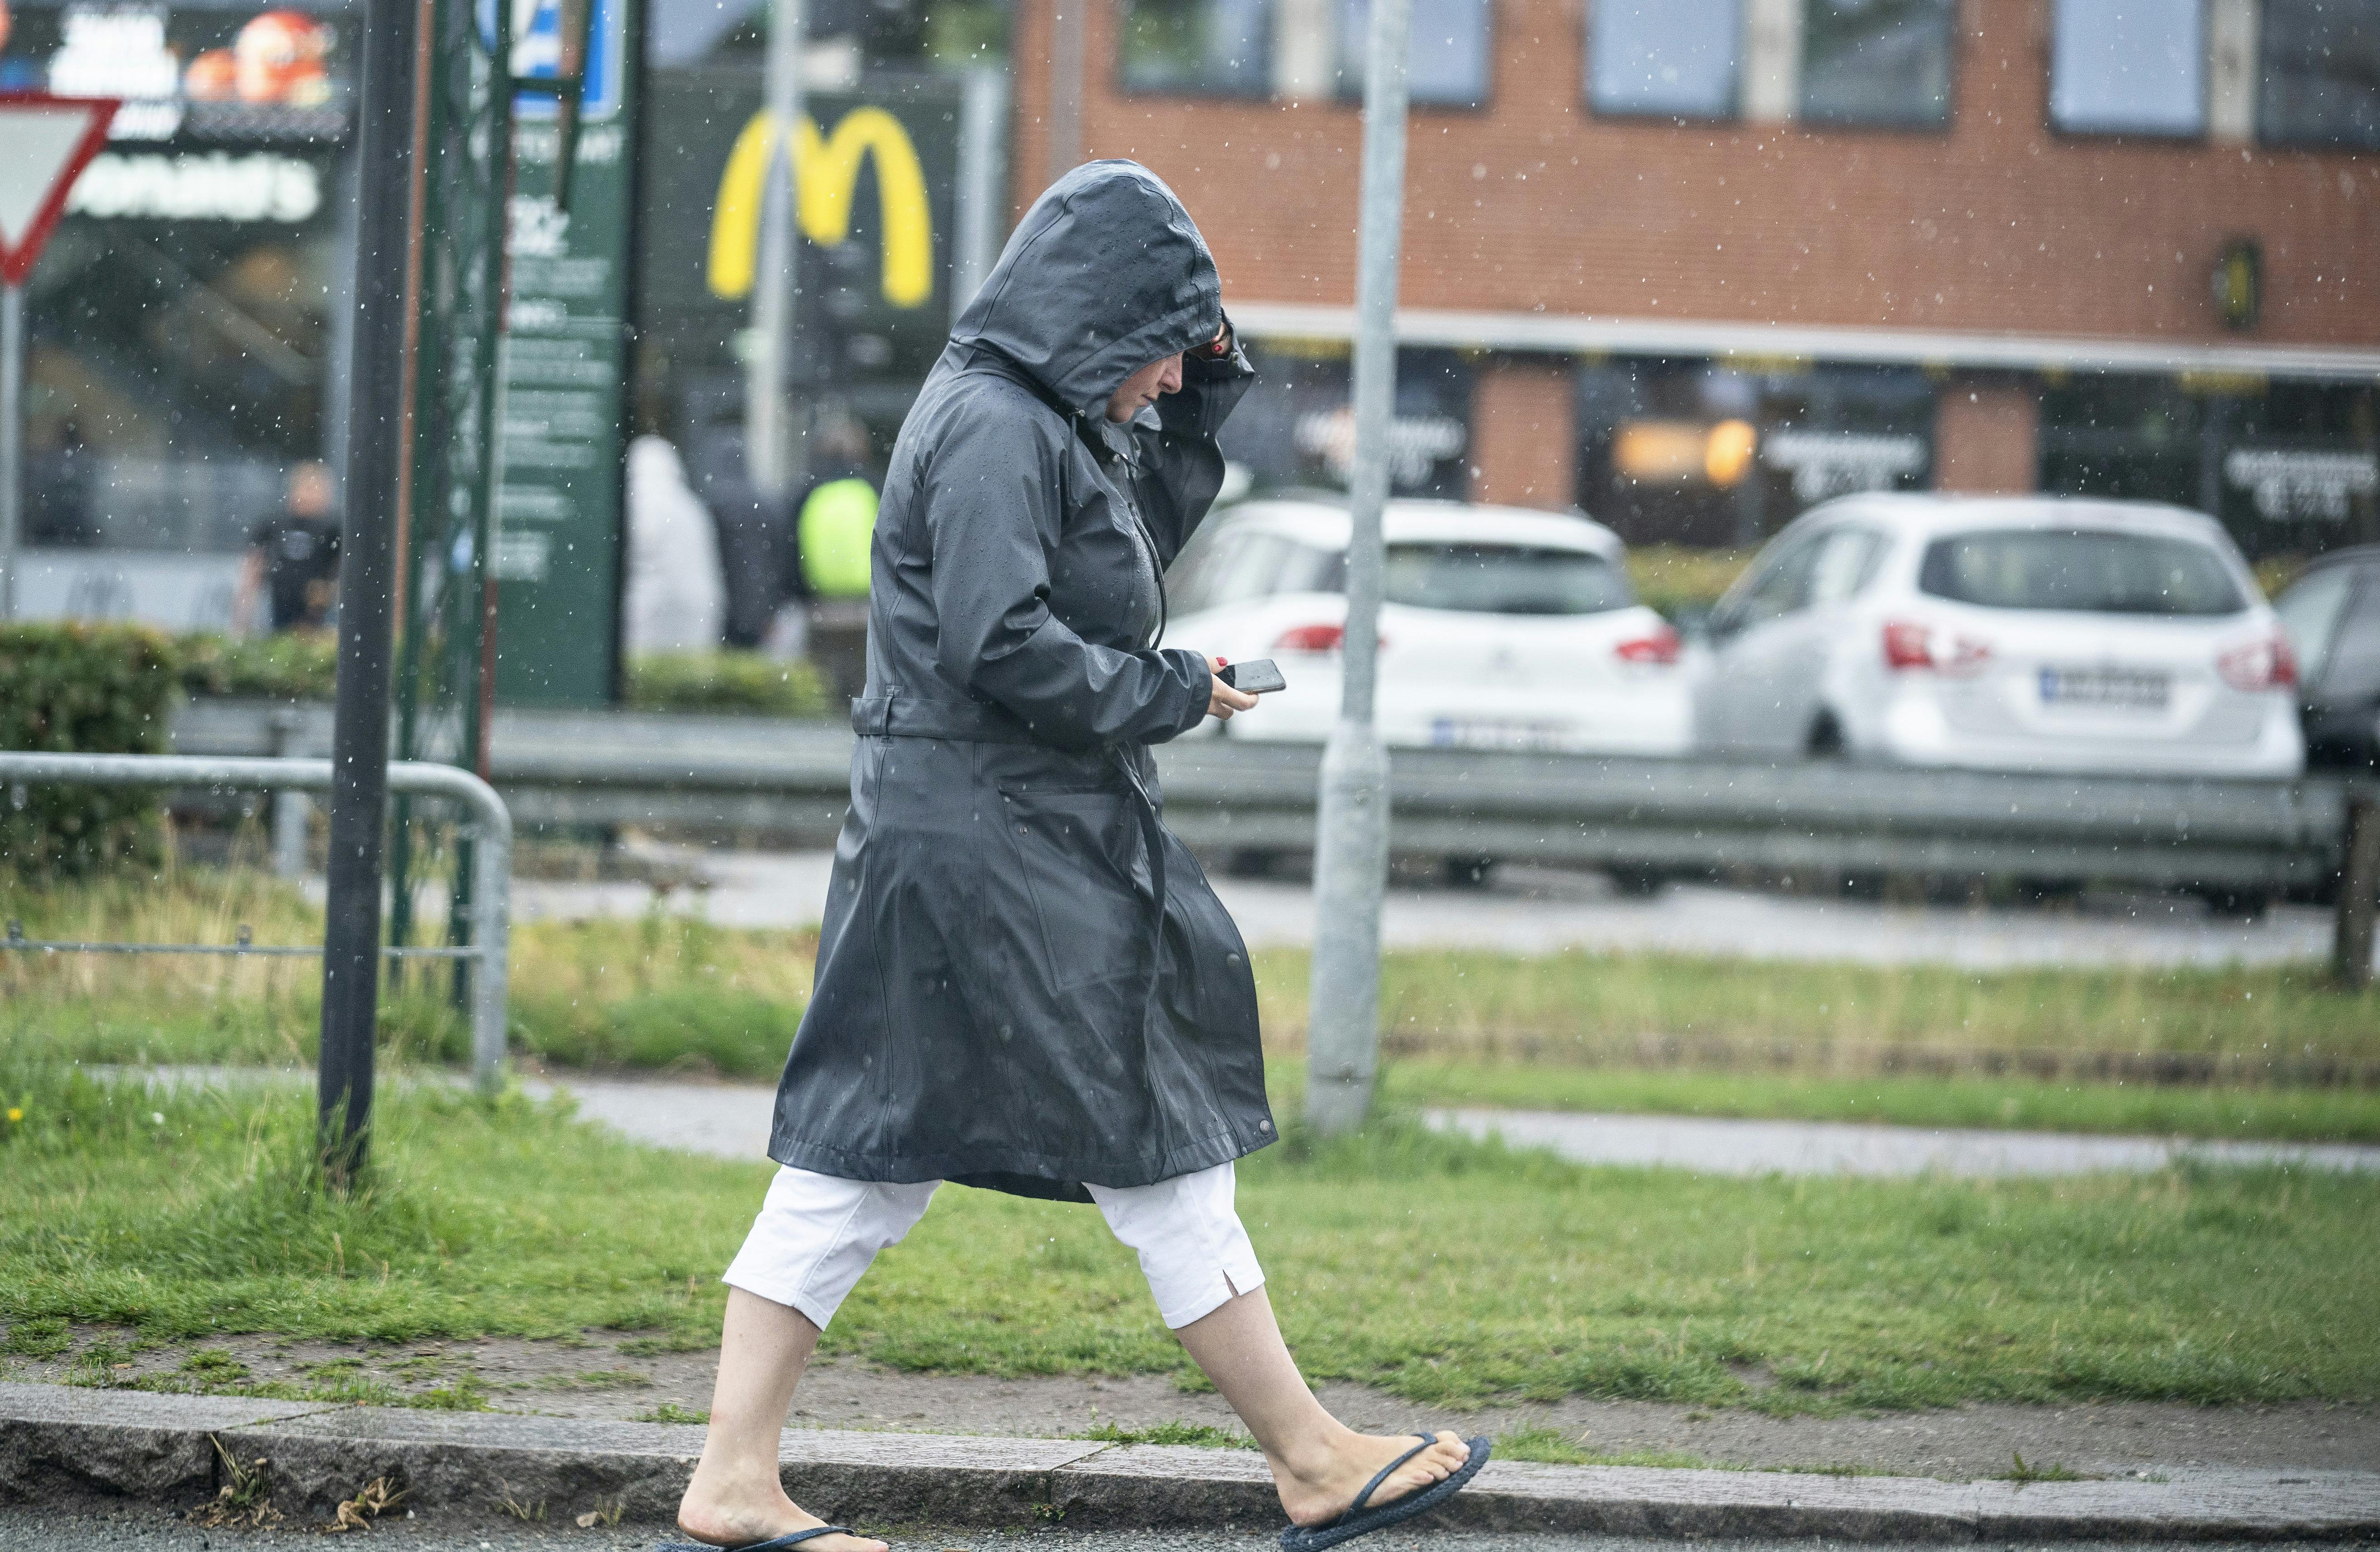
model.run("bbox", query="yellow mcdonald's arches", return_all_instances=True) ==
[708,107,933,309]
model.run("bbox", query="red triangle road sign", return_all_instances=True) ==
[0,94,120,288]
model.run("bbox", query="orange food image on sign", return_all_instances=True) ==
[185,47,238,100]
[235,10,332,105]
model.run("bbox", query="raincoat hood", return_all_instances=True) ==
[949,160,1224,420]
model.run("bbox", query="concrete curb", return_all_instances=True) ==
[5,1383,2376,1540]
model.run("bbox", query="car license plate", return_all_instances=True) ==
[1430,718,1575,752]
[2038,666,2169,711]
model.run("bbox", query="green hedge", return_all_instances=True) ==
[0,624,177,878]
[175,631,340,701]
[623,651,829,717]
[167,637,831,719]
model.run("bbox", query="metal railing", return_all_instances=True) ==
[0,752,513,1089]
[165,699,2380,983]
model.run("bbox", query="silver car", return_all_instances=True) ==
[1691,495,2305,777]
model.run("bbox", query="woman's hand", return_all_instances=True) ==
[1207,656,1258,720]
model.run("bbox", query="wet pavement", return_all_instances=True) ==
[506,1075,2380,1178]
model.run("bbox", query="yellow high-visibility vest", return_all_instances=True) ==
[799,477,878,598]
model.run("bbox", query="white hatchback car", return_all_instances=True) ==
[1691,495,2304,777]
[1162,497,1693,755]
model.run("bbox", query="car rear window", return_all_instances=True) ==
[1917,529,2246,616]
[1383,544,1634,616]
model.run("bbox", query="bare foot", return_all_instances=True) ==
[1274,1430,1473,1529]
[676,1473,886,1552]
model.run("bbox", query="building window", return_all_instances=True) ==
[2049,0,2206,136]
[2040,376,2380,559]
[1218,344,1474,501]
[2258,0,2380,151]
[1338,0,1492,107]
[1119,0,1273,95]
[1800,0,1956,128]
[1575,360,1934,549]
[1587,0,1742,119]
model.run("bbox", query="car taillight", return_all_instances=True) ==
[1274,623,1345,653]
[2217,632,2297,692]
[1614,625,1682,665]
[1882,619,1991,675]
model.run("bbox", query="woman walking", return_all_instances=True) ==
[670,160,1486,1552]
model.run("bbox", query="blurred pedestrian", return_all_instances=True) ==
[770,414,879,692]
[234,459,340,636]
[667,162,1486,1552]
[788,413,878,602]
[625,433,726,655]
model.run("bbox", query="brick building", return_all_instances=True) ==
[1008,0,2380,554]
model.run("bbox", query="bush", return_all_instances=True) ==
[1624,545,1753,622]
[624,651,830,717]
[0,623,177,878]
[174,632,339,701]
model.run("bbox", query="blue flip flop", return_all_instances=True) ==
[655,1530,863,1552]
[1278,1433,1492,1552]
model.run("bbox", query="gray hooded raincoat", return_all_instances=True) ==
[765,160,1276,1202]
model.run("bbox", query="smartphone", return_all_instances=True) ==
[1218,659,1287,694]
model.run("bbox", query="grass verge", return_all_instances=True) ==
[4,1061,2376,1416]
[8,869,2378,1141]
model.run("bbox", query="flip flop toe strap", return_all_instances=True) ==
[655,1529,861,1552]
[1337,1434,1440,1524]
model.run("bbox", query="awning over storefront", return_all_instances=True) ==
[1229,302,2380,383]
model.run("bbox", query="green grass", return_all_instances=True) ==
[5,1060,2377,1416]
[1075,1420,1257,1449]
[9,869,2379,1145]
[1283,947,2380,1070]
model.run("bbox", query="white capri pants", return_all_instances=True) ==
[723,1161,1264,1332]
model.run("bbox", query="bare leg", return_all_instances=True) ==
[676,1288,885,1552]
[1173,1286,1471,1528]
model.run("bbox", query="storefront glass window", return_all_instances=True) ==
[2050,0,2205,136]
[2257,0,2380,151]
[1219,344,1474,501]
[1338,0,1492,107]
[2040,375,2380,561]
[1800,0,1956,129]
[1574,360,1934,550]
[1587,0,1741,119]
[7,0,356,632]
[1120,0,1274,95]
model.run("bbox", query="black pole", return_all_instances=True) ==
[320,0,420,1188]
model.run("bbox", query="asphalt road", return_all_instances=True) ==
[485,845,2343,971]
[0,1504,2315,1552]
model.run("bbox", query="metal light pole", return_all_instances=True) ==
[746,0,806,497]
[0,284,22,621]
[1306,0,1411,1134]
[318,0,420,1187]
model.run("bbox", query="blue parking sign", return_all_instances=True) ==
[477,0,624,119]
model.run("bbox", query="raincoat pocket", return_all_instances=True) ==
[994,782,1152,993]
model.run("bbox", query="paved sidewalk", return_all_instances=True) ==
[2,1517,2332,1552]
[1429,1108,2380,1178]
[5,1384,2375,1538]
[515,1074,2380,1178]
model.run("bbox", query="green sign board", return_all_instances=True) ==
[489,0,641,706]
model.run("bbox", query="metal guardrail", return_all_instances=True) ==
[172,696,2346,876]
[0,752,514,1089]
[164,698,2380,982]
